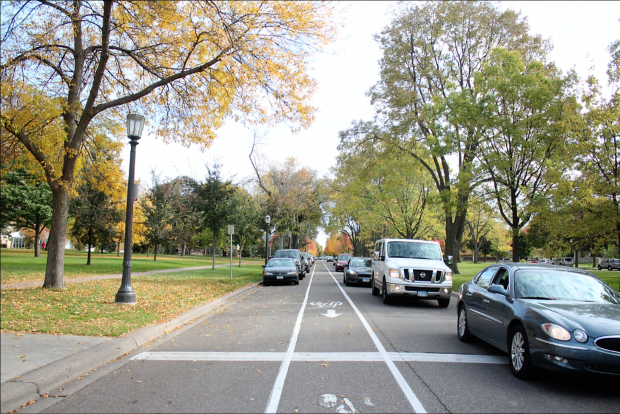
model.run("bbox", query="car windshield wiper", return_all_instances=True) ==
[519,296,555,300]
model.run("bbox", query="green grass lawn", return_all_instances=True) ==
[451,261,620,292]
[0,248,263,284]
[1,265,263,337]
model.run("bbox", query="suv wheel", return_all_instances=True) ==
[457,305,474,342]
[509,325,533,379]
[371,275,380,296]
[609,266,612,271]
[343,273,347,284]
[598,265,602,270]
[382,279,393,305]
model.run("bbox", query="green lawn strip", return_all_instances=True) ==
[0,249,263,284]
[1,265,263,337]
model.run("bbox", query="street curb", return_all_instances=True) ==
[1,281,262,413]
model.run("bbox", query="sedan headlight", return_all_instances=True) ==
[348,270,357,275]
[445,272,453,281]
[287,271,297,275]
[573,329,588,343]
[263,271,273,276]
[542,323,571,341]
[388,269,400,278]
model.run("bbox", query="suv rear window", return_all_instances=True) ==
[275,251,299,259]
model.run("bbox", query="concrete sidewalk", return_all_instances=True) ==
[0,281,262,413]
[1,261,261,290]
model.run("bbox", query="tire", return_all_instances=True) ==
[293,276,299,285]
[609,266,612,271]
[382,279,393,305]
[263,279,269,287]
[457,305,474,342]
[437,298,450,308]
[371,275,380,296]
[597,265,601,270]
[509,325,534,379]
[343,273,347,284]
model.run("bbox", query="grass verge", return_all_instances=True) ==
[1,265,262,337]
[0,248,262,284]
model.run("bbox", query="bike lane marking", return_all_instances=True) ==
[264,265,316,413]
[323,262,427,414]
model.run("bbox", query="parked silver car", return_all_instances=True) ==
[598,258,620,271]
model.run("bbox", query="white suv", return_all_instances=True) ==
[371,239,453,307]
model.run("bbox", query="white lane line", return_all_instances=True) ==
[132,351,506,364]
[264,265,316,413]
[324,262,427,414]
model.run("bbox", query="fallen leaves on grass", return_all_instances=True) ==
[1,270,261,337]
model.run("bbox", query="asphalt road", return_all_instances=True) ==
[41,262,619,413]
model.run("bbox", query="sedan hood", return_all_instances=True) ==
[385,258,450,272]
[525,301,620,338]
[349,266,372,273]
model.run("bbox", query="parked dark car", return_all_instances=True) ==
[599,258,620,271]
[343,257,373,286]
[262,258,299,286]
[335,253,353,272]
[457,263,620,379]
[273,249,305,279]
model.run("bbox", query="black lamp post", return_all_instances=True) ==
[115,113,146,304]
[264,215,271,266]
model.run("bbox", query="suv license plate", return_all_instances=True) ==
[277,276,283,279]
[362,278,370,282]
[417,291,428,297]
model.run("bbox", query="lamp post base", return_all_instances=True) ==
[115,290,137,304]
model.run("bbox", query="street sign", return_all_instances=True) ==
[227,225,234,235]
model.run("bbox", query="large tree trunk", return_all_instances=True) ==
[512,227,520,263]
[34,224,41,258]
[212,236,217,270]
[43,189,70,289]
[87,226,93,265]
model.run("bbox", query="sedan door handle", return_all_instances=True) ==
[483,299,490,303]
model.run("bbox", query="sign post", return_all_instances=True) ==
[227,225,234,279]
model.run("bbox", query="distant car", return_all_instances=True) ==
[273,249,305,279]
[335,253,353,272]
[343,257,373,286]
[539,259,552,264]
[262,258,299,286]
[599,258,620,271]
[499,258,511,263]
[530,259,539,264]
[457,263,620,379]
[558,257,574,266]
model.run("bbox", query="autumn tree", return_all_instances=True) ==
[463,49,577,261]
[142,175,178,261]
[193,165,234,269]
[229,187,264,266]
[1,1,336,288]
[350,1,547,273]
[0,167,53,257]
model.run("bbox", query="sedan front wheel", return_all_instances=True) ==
[457,305,474,342]
[509,325,533,379]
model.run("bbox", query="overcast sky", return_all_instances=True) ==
[122,1,620,248]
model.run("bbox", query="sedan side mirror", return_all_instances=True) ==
[488,284,509,296]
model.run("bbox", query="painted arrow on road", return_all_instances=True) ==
[321,309,342,318]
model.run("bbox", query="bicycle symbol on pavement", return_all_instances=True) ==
[310,301,342,308]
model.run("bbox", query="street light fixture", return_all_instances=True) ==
[265,215,271,266]
[115,113,146,304]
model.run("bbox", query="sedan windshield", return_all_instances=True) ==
[350,258,372,267]
[386,242,442,260]
[515,270,620,304]
[267,259,295,267]
[338,255,351,261]
[275,251,298,259]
